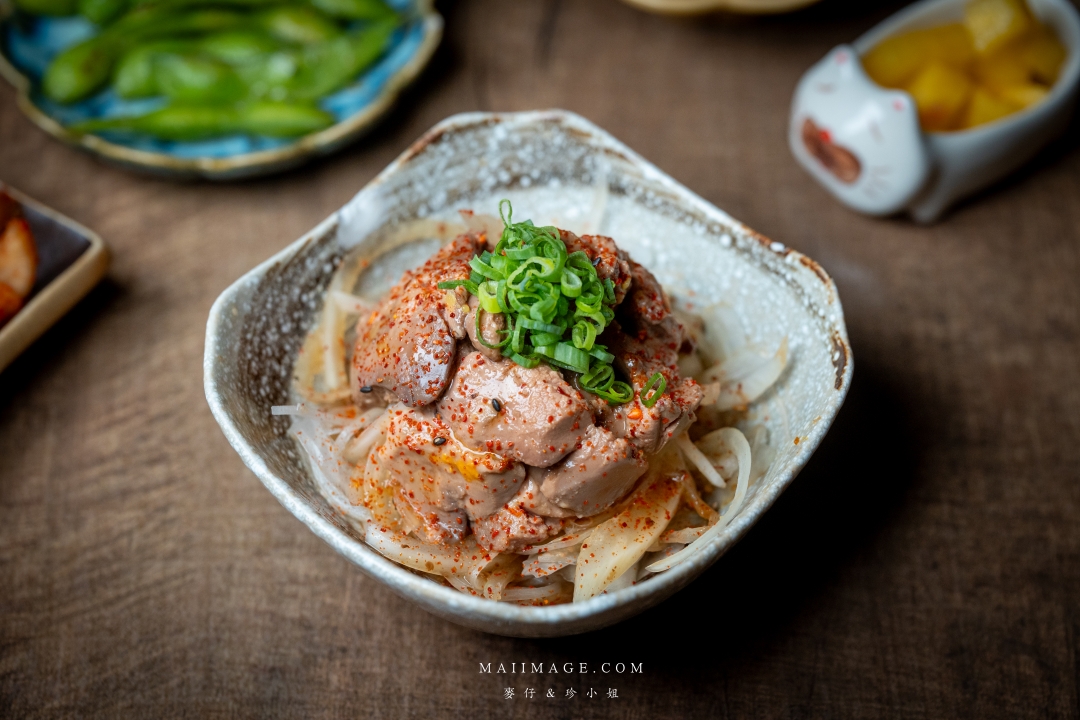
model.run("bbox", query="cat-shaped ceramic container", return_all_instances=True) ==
[790,0,1080,222]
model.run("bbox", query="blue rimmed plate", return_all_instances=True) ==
[0,0,442,179]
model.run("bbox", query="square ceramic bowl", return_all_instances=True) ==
[204,110,853,637]
[0,184,109,373]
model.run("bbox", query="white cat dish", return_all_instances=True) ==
[790,0,1080,222]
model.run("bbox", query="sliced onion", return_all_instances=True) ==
[479,553,523,601]
[331,290,375,315]
[501,581,570,603]
[523,547,578,578]
[343,413,389,465]
[574,473,682,601]
[321,297,347,392]
[676,434,725,488]
[699,381,721,407]
[522,529,595,555]
[637,543,685,580]
[365,525,489,581]
[700,302,747,362]
[645,427,752,574]
[700,338,788,411]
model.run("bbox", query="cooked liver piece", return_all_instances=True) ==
[351,233,482,407]
[539,425,648,516]
[559,230,633,304]
[609,260,705,455]
[471,489,563,552]
[463,295,505,362]
[436,352,594,468]
[371,405,525,544]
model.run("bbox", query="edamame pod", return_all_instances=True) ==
[43,38,119,102]
[288,17,395,100]
[309,0,394,21]
[258,6,341,44]
[198,30,281,64]
[78,0,128,24]
[14,0,78,16]
[113,40,190,98]
[235,100,333,136]
[73,100,332,139]
[154,53,247,103]
[73,104,235,139]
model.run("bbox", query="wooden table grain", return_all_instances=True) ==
[2,1,1079,717]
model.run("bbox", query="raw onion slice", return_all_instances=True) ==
[501,581,570,603]
[343,413,389,465]
[677,434,725,488]
[331,290,375,315]
[523,547,578,578]
[700,338,788,411]
[574,473,682,601]
[645,427,752,574]
[522,529,595,555]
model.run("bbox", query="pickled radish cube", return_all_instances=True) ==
[906,61,975,131]
[862,23,976,88]
[965,0,1034,55]
[1014,27,1067,84]
[995,82,1050,108]
[961,87,1020,127]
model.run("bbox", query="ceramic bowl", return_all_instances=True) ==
[0,0,442,180]
[790,0,1080,222]
[203,110,853,637]
[0,183,109,373]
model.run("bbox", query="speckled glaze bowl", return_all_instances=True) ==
[0,0,441,180]
[203,110,853,637]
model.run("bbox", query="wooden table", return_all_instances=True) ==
[3,1,1079,717]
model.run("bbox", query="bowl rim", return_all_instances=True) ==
[204,109,855,627]
[0,1,443,180]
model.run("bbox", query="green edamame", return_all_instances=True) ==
[72,100,333,139]
[154,53,247,104]
[288,18,395,100]
[43,37,119,103]
[78,0,128,24]
[309,0,395,21]
[258,7,341,45]
[14,0,78,16]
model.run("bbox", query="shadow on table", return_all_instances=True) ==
[520,360,920,666]
[0,279,120,410]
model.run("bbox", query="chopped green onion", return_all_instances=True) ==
[518,318,565,335]
[640,372,667,408]
[593,381,634,404]
[589,345,614,363]
[477,281,502,313]
[572,320,597,351]
[554,342,590,373]
[445,200,632,403]
[509,352,540,368]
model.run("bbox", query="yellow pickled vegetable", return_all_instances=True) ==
[995,82,1049,108]
[906,60,975,131]
[862,23,975,88]
[861,0,1066,132]
[965,0,1034,55]
[1014,27,1067,84]
[961,87,1020,127]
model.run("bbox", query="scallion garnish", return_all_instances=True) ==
[640,372,667,408]
[446,199,632,404]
